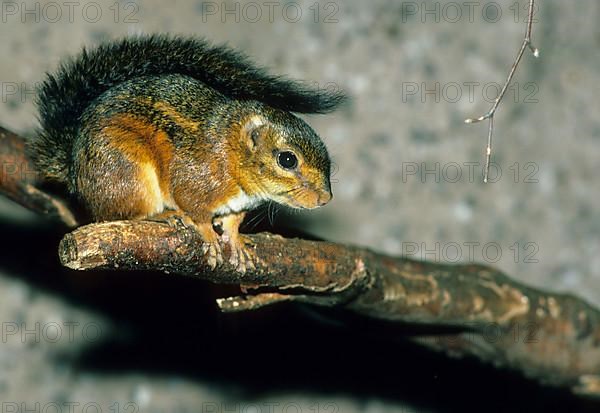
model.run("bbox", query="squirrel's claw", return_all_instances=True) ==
[222,234,259,274]
[202,240,224,269]
[149,212,225,269]
[190,221,224,270]
[147,210,195,228]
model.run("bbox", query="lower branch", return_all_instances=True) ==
[59,219,600,395]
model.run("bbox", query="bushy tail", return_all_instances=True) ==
[32,34,347,182]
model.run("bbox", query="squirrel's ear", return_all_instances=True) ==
[242,115,267,151]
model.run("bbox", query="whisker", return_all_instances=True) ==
[268,202,272,226]
[279,185,304,196]
[267,201,277,226]
[274,204,281,221]
[245,208,267,231]
[273,203,281,223]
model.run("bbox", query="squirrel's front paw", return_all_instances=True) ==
[201,239,224,270]
[190,222,224,269]
[151,213,224,269]
[222,233,259,273]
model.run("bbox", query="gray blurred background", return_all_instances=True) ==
[0,0,598,412]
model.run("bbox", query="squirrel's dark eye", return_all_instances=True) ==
[277,151,298,170]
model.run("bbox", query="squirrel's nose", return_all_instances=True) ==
[317,189,332,206]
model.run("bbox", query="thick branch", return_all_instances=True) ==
[1,126,599,396]
[58,219,600,394]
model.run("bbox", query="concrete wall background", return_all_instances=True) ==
[0,0,598,411]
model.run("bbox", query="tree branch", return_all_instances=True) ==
[1,125,599,397]
[0,127,77,227]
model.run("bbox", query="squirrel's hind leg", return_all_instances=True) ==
[73,126,169,222]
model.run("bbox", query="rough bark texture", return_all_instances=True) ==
[1,125,599,397]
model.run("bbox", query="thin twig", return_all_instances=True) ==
[465,0,539,183]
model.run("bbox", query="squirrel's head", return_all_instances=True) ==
[234,109,332,210]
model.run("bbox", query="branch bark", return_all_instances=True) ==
[1,125,599,397]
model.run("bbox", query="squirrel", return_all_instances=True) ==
[29,34,346,272]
